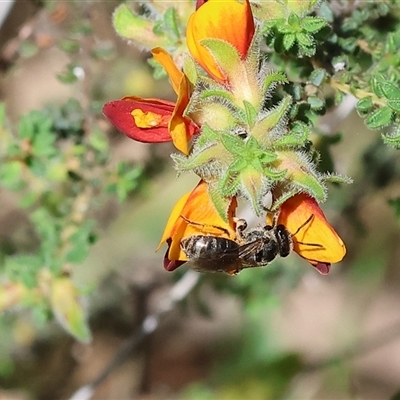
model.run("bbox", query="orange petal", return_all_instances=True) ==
[152,47,183,96]
[186,0,254,83]
[278,193,346,265]
[168,75,193,155]
[158,181,237,262]
[151,47,196,154]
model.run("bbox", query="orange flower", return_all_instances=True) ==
[186,0,255,83]
[103,48,198,154]
[277,193,346,274]
[158,180,237,271]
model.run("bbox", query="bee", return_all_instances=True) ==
[180,234,242,274]
[180,215,322,274]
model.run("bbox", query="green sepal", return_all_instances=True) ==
[208,184,232,222]
[263,72,288,93]
[200,88,235,103]
[229,157,248,173]
[243,100,258,128]
[263,166,287,181]
[271,188,300,211]
[172,142,229,173]
[274,151,326,202]
[200,38,241,81]
[322,173,353,185]
[183,55,198,86]
[240,166,266,216]
[251,96,292,144]
[273,121,310,148]
[218,170,241,198]
[220,133,246,156]
[194,124,220,148]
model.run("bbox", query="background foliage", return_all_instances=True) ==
[0,1,400,399]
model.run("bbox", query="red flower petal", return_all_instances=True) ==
[103,98,174,143]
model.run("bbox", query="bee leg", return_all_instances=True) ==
[234,218,247,242]
[180,215,231,236]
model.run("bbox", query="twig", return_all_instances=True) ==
[68,270,201,400]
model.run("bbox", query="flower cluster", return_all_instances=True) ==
[103,0,347,275]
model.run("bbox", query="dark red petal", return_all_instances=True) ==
[163,240,186,271]
[196,0,207,9]
[103,100,173,143]
[313,262,331,275]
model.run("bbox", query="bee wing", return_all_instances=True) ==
[186,249,242,274]
[237,239,264,259]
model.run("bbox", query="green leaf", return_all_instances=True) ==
[19,192,38,208]
[380,81,400,101]
[57,64,79,84]
[382,128,400,149]
[163,7,180,40]
[31,130,56,157]
[4,255,41,288]
[356,97,373,114]
[0,161,23,190]
[51,278,91,343]
[388,198,400,221]
[288,13,300,27]
[0,103,5,126]
[370,74,386,97]
[59,39,80,53]
[307,96,324,110]
[309,69,326,87]
[89,129,108,152]
[387,98,400,113]
[296,32,313,47]
[113,4,168,48]
[365,107,393,129]
[301,17,326,33]
[277,24,294,35]
[283,33,296,50]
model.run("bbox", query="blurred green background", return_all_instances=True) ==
[0,1,400,400]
